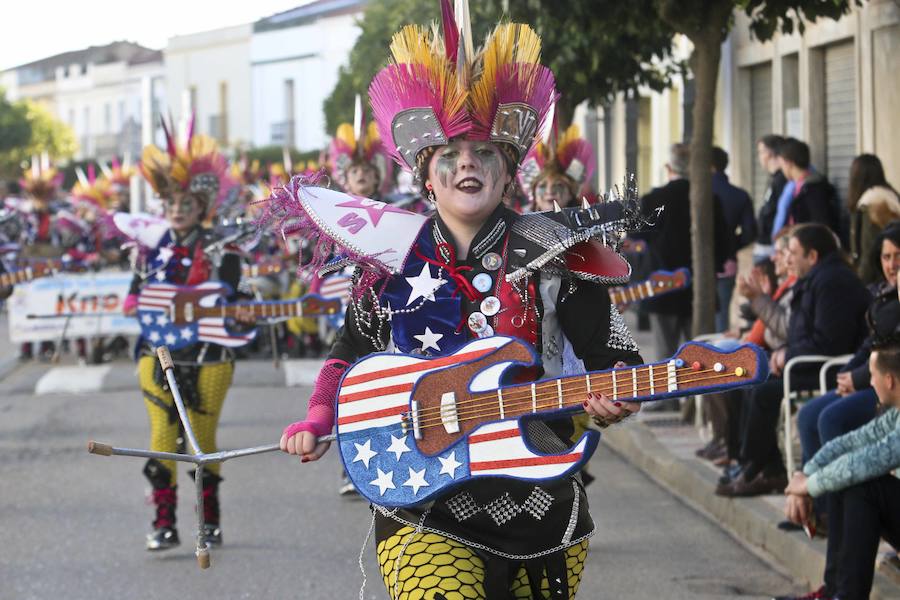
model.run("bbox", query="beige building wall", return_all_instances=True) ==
[729,0,900,200]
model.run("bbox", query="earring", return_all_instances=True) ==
[427,188,436,207]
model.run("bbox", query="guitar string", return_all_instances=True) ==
[407,368,720,430]
[407,371,741,434]
[406,369,737,431]
[404,365,721,427]
[404,364,719,424]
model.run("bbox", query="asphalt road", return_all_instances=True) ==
[0,381,794,599]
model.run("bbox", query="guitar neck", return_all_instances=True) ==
[194,299,308,319]
[609,280,655,305]
[480,359,743,420]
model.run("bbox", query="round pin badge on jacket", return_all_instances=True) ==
[472,273,493,293]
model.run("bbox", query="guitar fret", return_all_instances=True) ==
[612,370,618,400]
[632,368,637,399]
[667,359,678,392]
[645,281,654,297]
[649,364,655,395]
[557,379,563,409]
[497,389,505,419]
[531,383,537,413]
[585,373,591,394]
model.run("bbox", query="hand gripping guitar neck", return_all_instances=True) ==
[335,336,768,507]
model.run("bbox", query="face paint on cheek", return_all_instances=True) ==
[433,154,458,188]
[478,150,504,190]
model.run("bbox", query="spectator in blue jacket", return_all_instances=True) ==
[712,146,757,332]
[776,340,900,600]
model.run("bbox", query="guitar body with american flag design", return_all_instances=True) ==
[336,336,768,507]
[137,281,341,350]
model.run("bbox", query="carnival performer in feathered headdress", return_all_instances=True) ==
[519,116,596,212]
[99,156,136,212]
[327,94,394,199]
[122,114,251,552]
[268,2,646,597]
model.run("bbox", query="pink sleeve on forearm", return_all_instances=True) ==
[308,274,323,295]
[123,294,138,314]
[282,358,350,439]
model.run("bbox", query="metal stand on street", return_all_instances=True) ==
[88,345,334,569]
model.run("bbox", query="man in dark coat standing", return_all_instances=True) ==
[754,134,787,261]
[636,143,729,361]
[717,223,871,497]
[712,146,757,332]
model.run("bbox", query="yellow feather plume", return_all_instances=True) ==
[469,23,543,127]
[335,123,358,153]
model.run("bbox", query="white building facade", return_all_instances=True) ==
[164,24,253,149]
[2,42,165,163]
[250,0,367,152]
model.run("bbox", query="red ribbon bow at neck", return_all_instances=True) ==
[414,242,484,304]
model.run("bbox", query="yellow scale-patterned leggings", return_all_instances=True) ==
[377,526,588,600]
[138,356,233,484]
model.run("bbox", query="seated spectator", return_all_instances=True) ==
[778,138,845,245]
[717,223,870,497]
[712,146,757,332]
[848,154,900,283]
[698,233,796,466]
[775,341,900,600]
[754,134,788,262]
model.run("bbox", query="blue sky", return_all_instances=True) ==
[2,1,311,70]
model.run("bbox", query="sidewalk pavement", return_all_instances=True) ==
[0,356,324,397]
[613,314,900,599]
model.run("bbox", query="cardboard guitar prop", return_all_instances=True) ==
[336,337,767,507]
[609,267,691,307]
[137,281,341,349]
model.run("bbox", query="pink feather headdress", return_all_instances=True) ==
[368,0,557,178]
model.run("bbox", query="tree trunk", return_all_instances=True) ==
[686,34,722,337]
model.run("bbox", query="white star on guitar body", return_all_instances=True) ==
[370,468,395,496]
[402,467,430,495]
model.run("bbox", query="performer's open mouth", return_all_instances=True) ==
[455,177,483,193]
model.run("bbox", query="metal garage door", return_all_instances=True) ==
[750,62,772,208]
[825,41,856,203]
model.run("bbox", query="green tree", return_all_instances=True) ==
[325,0,679,132]
[0,96,77,179]
[655,0,859,336]
[0,92,31,151]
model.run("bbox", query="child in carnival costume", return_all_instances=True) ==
[122,117,249,551]
[327,95,394,201]
[270,3,648,598]
[518,120,595,212]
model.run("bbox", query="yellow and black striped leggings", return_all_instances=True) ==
[377,526,588,600]
[138,356,233,485]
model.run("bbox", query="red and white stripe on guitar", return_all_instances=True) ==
[319,273,352,303]
[336,337,506,433]
[466,420,588,478]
